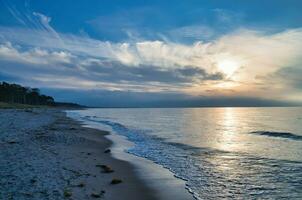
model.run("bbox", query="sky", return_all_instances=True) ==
[0,0,302,107]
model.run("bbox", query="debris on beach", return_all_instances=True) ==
[91,191,105,198]
[96,164,114,173]
[91,193,101,198]
[7,140,18,144]
[39,190,47,195]
[63,189,72,198]
[111,179,122,185]
[76,182,85,187]
[22,192,34,197]
[30,178,37,184]
[104,149,111,153]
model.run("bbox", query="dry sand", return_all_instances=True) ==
[0,108,194,200]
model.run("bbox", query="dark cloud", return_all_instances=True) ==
[42,87,299,107]
[274,67,302,90]
[84,61,224,84]
[256,66,302,93]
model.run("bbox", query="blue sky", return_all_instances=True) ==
[1,0,302,106]
[2,0,301,41]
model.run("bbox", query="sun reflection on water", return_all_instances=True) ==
[215,107,245,152]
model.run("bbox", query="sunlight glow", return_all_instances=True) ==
[217,59,239,77]
[214,81,238,89]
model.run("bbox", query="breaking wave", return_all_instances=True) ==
[250,131,302,141]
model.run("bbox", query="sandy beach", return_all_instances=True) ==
[0,108,194,200]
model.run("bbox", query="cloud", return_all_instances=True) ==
[0,42,225,93]
[33,12,51,26]
[254,66,302,102]
[213,8,244,24]
[1,12,302,102]
[0,42,73,65]
[275,67,302,90]
[1,25,301,74]
[32,12,61,40]
[168,25,215,41]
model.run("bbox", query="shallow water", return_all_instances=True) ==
[67,107,302,199]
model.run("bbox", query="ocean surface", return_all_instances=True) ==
[67,107,302,199]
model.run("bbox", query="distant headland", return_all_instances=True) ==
[0,81,84,108]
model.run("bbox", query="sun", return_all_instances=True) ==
[217,59,239,77]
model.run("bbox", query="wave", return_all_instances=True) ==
[250,131,302,141]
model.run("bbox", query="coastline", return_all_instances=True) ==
[0,108,194,200]
[73,111,195,200]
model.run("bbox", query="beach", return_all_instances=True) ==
[2,107,301,199]
[0,108,194,200]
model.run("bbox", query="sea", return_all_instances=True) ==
[67,107,302,199]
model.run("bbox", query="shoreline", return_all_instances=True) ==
[0,108,194,200]
[75,113,195,200]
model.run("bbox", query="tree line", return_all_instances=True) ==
[0,82,55,105]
